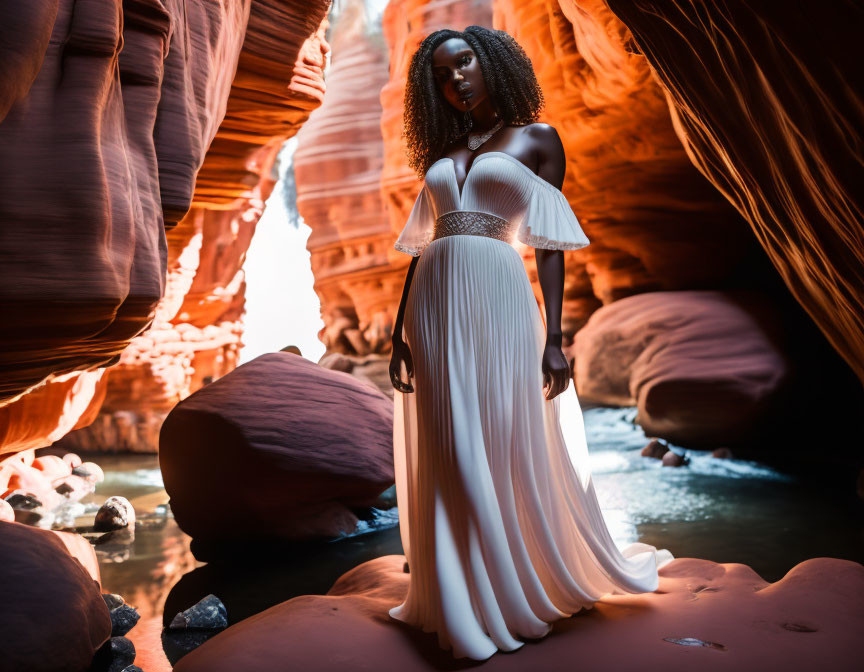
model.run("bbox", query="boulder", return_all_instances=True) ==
[0,521,110,672]
[159,352,394,552]
[575,291,792,446]
[607,0,864,385]
[173,553,864,671]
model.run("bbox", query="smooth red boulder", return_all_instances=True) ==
[575,291,791,446]
[174,553,864,671]
[0,521,110,672]
[159,353,394,550]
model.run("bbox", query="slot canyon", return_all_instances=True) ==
[0,1,861,670]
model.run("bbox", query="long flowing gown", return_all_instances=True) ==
[389,151,673,661]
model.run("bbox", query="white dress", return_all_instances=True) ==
[389,151,673,660]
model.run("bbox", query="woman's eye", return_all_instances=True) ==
[460,56,471,66]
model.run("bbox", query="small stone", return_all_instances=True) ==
[74,461,105,483]
[107,600,140,637]
[641,439,669,459]
[94,496,136,532]
[107,636,136,672]
[662,450,688,467]
[712,447,734,459]
[102,593,125,610]
[4,492,43,510]
[373,484,397,509]
[62,453,83,469]
[55,482,75,495]
[169,594,228,630]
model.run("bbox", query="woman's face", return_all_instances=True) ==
[431,37,489,112]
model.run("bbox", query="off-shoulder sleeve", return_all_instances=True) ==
[394,185,435,256]
[515,180,590,250]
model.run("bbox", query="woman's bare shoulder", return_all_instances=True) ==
[518,123,565,186]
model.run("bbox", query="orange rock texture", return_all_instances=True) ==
[492,0,763,312]
[606,0,864,385]
[58,1,331,453]
[295,2,394,356]
[0,0,331,454]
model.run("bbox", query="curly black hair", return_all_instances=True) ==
[403,25,545,178]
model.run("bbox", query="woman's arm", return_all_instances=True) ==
[392,255,419,346]
[390,255,420,392]
[528,123,571,400]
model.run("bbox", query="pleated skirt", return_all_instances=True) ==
[390,234,672,660]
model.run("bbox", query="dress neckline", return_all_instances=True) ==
[427,151,560,202]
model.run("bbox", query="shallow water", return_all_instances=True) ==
[69,406,863,666]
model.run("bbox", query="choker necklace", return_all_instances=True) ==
[467,119,504,151]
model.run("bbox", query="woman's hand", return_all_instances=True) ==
[390,338,415,393]
[541,336,570,401]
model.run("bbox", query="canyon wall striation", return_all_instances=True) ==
[0,0,331,455]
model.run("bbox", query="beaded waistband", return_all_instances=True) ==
[432,211,513,243]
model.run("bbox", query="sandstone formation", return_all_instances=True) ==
[173,553,864,672]
[607,0,864,385]
[492,1,766,312]
[573,291,792,447]
[0,520,111,672]
[0,370,108,457]
[295,2,394,357]
[159,352,394,556]
[0,0,252,445]
[0,0,332,455]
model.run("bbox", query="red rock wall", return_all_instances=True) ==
[606,0,864,385]
[295,2,393,356]
[0,0,331,455]
[492,1,761,311]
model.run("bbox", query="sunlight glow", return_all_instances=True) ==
[239,138,326,365]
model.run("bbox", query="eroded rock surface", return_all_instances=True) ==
[0,0,251,420]
[0,0,331,455]
[607,0,864,384]
[173,553,864,671]
[295,3,394,357]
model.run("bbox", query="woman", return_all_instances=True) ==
[387,26,673,661]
